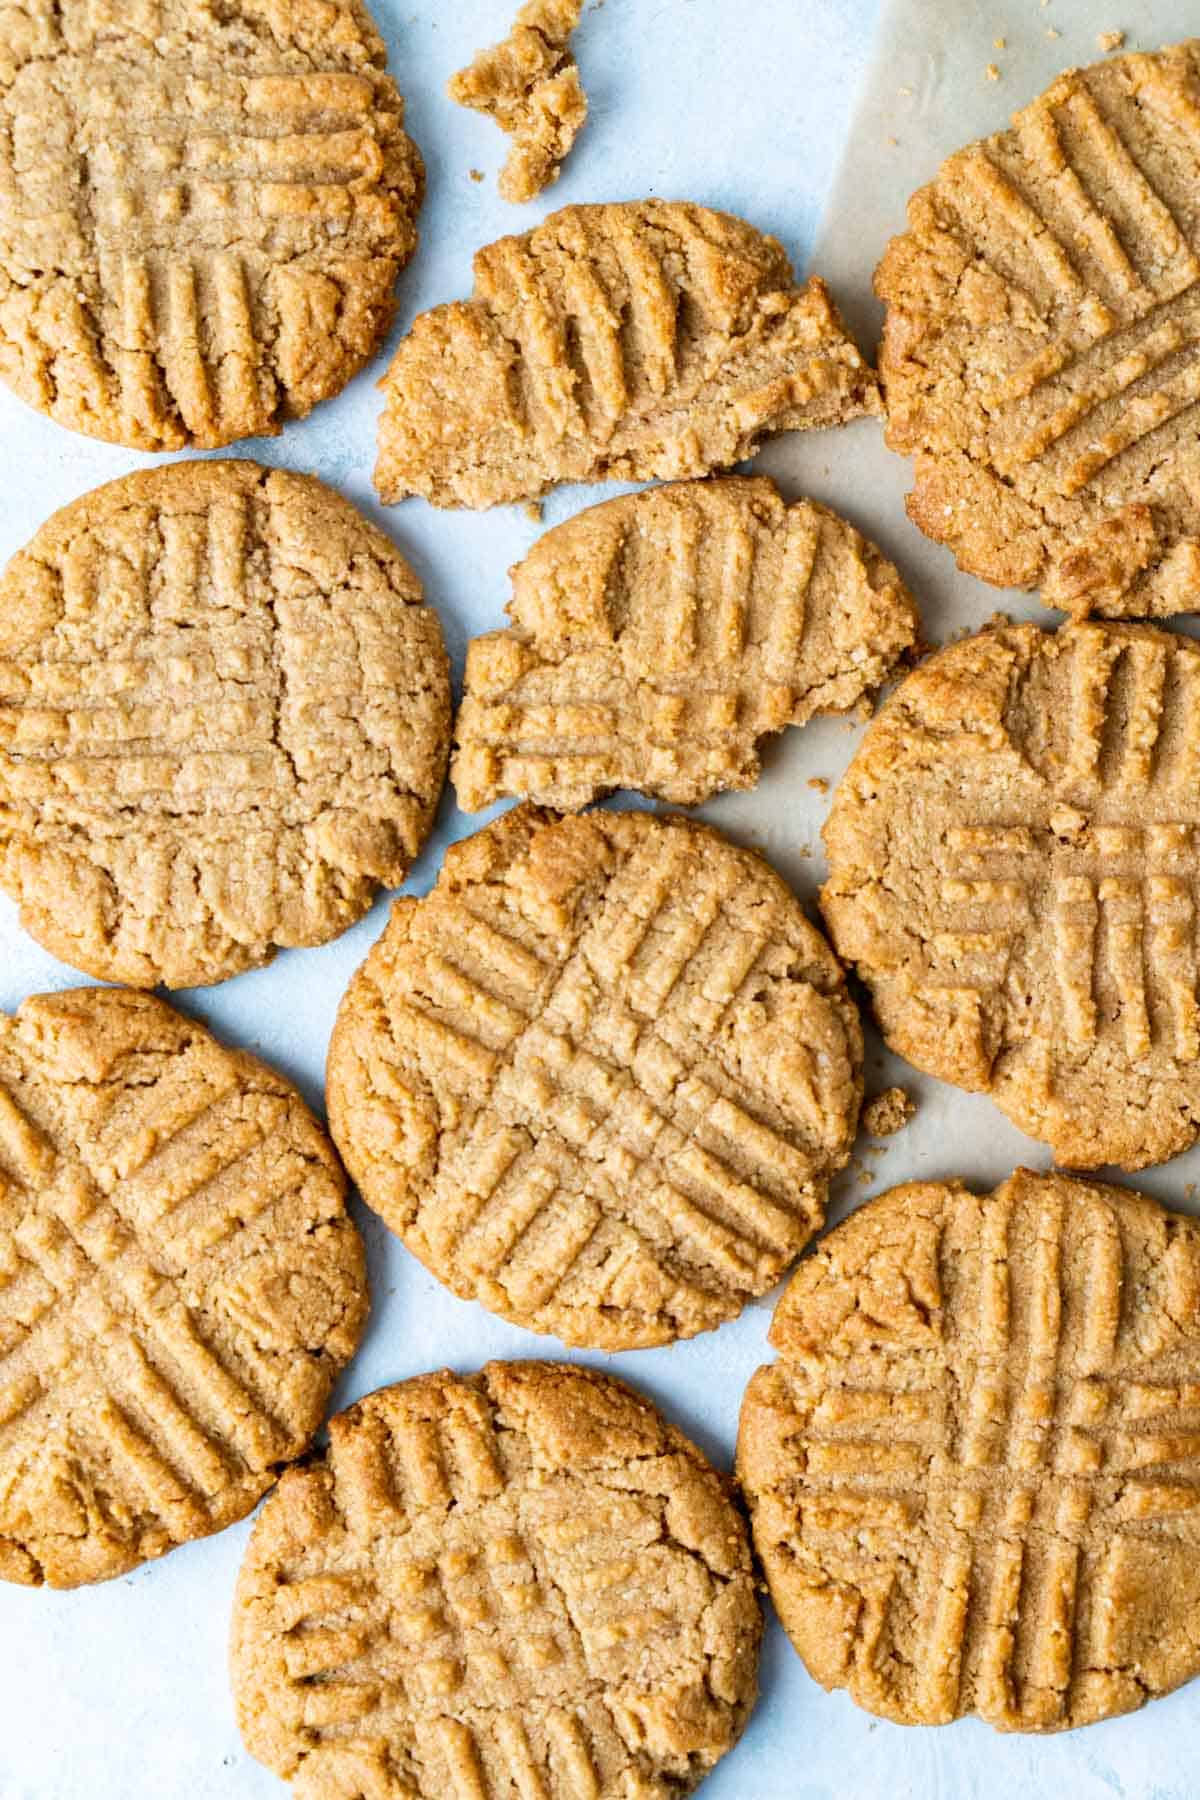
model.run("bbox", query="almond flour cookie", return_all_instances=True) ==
[822,619,1200,1170]
[327,806,862,1349]
[0,986,366,1589]
[0,0,423,451]
[876,40,1200,617]
[449,0,587,204]
[452,477,919,813]
[232,1362,761,1798]
[738,1168,1200,1731]
[375,201,880,509]
[0,461,450,989]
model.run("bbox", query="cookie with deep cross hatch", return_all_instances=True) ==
[374,200,879,509]
[0,986,367,1589]
[232,1361,761,1797]
[327,805,863,1349]
[822,618,1200,1171]
[876,39,1200,617]
[0,0,424,450]
[0,460,450,989]
[738,1169,1200,1731]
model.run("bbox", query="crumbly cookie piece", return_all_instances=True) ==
[0,461,450,989]
[327,806,862,1349]
[449,0,587,204]
[452,477,919,812]
[861,1085,914,1136]
[0,0,423,451]
[0,986,366,1589]
[821,618,1200,1171]
[375,201,880,509]
[876,40,1200,617]
[739,1168,1200,1730]
[232,1362,761,1798]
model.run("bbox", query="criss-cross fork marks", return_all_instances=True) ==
[779,1187,1200,1727]
[2,19,419,447]
[934,630,1200,1066]
[395,829,838,1327]
[0,1052,323,1562]
[453,482,915,811]
[922,50,1200,517]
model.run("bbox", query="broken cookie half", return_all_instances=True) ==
[453,476,919,812]
[450,0,588,202]
[375,200,880,509]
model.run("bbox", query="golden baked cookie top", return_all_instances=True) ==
[739,1169,1200,1731]
[327,806,862,1349]
[232,1362,761,1798]
[876,39,1200,617]
[822,618,1200,1171]
[0,0,423,451]
[452,477,919,812]
[0,986,366,1589]
[0,460,450,989]
[375,200,879,508]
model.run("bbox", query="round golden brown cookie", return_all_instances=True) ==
[375,199,878,509]
[822,618,1200,1171]
[0,0,423,451]
[738,1167,1200,1731]
[876,39,1200,619]
[0,460,451,989]
[452,476,919,813]
[232,1360,761,1797]
[0,985,367,1589]
[327,805,862,1349]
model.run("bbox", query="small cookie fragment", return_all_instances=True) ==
[375,200,880,509]
[327,806,863,1349]
[232,1362,761,1798]
[738,1169,1200,1730]
[450,0,588,203]
[876,39,1200,616]
[861,1086,914,1136]
[0,987,366,1589]
[452,477,919,811]
[0,0,424,451]
[822,618,1200,1171]
[1099,30,1126,51]
[0,461,451,988]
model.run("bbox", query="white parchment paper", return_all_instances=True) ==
[2,2,1200,1796]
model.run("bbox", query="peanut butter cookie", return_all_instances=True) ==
[0,986,366,1589]
[233,1361,761,1797]
[375,201,879,508]
[328,806,862,1349]
[449,0,587,204]
[452,477,919,812]
[0,0,423,450]
[739,1169,1200,1730]
[0,461,450,989]
[822,619,1200,1171]
[876,40,1200,617]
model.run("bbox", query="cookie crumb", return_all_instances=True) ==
[449,0,588,203]
[808,776,829,795]
[985,61,1001,81]
[1046,24,1061,36]
[1098,29,1125,50]
[469,167,485,182]
[862,1086,916,1138]
[993,36,1007,48]
[523,500,544,522]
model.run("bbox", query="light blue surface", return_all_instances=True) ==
[4,3,1200,1797]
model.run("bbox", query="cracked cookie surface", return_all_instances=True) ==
[876,39,1200,617]
[738,1168,1200,1731]
[452,476,919,813]
[375,200,879,509]
[822,618,1200,1171]
[449,0,587,204]
[0,460,450,989]
[232,1361,761,1798]
[0,985,367,1589]
[0,0,423,450]
[327,806,862,1350]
